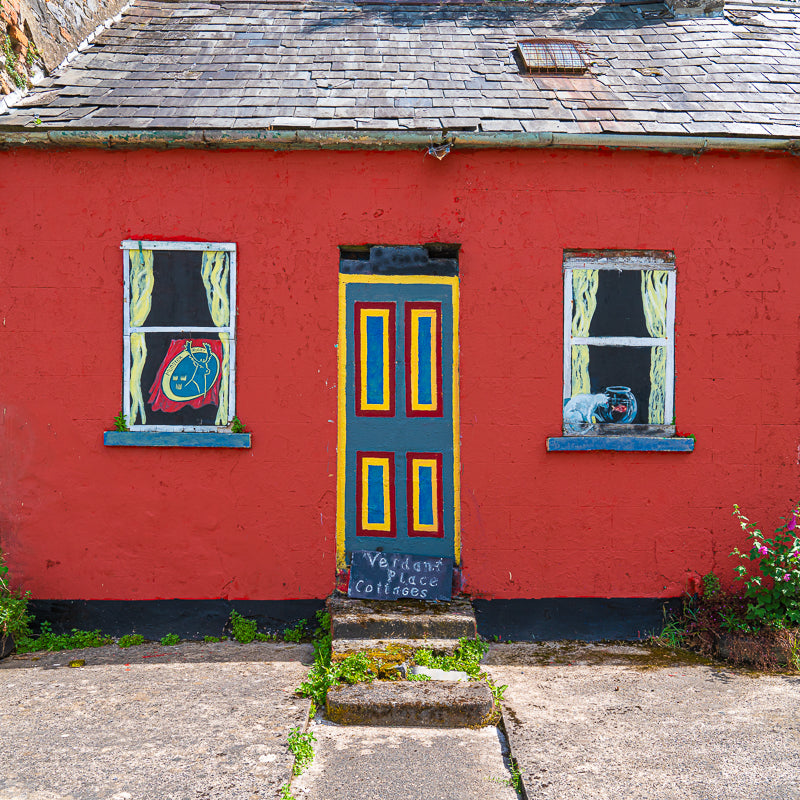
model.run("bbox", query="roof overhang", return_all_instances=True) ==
[1,129,799,154]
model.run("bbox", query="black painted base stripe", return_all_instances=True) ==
[27,599,326,640]
[474,598,681,642]
[26,597,679,642]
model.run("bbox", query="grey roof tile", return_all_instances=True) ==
[2,0,800,140]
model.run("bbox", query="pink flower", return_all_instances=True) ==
[758,545,769,556]
[789,514,797,532]
[783,574,792,582]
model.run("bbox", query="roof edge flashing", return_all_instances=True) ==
[0,128,798,155]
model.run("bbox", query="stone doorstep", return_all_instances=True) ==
[326,680,495,727]
[331,637,465,663]
[327,596,477,641]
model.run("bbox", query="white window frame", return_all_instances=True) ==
[121,240,237,432]
[562,250,676,434]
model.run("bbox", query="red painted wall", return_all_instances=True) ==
[1,147,799,600]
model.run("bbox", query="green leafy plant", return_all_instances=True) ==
[118,634,145,648]
[203,635,227,643]
[113,412,129,432]
[489,755,522,794]
[160,633,180,646]
[17,622,113,653]
[412,637,488,676]
[489,681,508,703]
[508,756,523,794]
[229,609,258,643]
[0,551,32,649]
[336,651,379,684]
[2,33,26,89]
[702,572,721,599]
[287,726,316,775]
[230,416,246,433]
[296,611,336,715]
[732,504,800,627]
[279,782,296,800]
[283,619,307,643]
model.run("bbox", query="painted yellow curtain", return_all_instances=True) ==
[641,270,669,423]
[570,269,599,395]
[201,251,230,425]
[129,248,154,425]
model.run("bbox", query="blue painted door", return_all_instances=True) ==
[338,274,459,564]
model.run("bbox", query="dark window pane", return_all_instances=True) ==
[587,345,652,424]
[588,270,649,338]
[143,251,216,328]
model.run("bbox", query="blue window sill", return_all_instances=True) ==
[547,436,694,452]
[104,431,251,448]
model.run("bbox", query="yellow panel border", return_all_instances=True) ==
[409,308,439,413]
[360,456,393,531]
[411,457,440,532]
[358,308,392,412]
[336,274,461,568]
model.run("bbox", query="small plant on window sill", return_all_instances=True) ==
[230,416,246,434]
[113,412,129,432]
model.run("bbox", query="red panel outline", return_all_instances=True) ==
[356,451,397,537]
[354,301,396,417]
[406,452,444,538]
[405,302,443,418]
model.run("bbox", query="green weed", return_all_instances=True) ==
[283,619,307,643]
[203,635,228,643]
[17,622,113,653]
[287,726,316,775]
[229,610,258,643]
[160,633,180,646]
[490,755,523,796]
[0,550,32,644]
[489,681,508,703]
[117,634,145,648]
[279,782,295,800]
[412,637,489,676]
[113,412,129,432]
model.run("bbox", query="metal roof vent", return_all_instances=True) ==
[516,39,586,75]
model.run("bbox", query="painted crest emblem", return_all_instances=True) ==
[149,339,223,413]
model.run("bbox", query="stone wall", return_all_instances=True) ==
[2,0,128,93]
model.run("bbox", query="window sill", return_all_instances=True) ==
[546,436,694,452]
[103,431,251,448]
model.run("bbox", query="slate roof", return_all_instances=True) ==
[2,0,800,140]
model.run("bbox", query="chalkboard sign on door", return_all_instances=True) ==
[348,550,453,601]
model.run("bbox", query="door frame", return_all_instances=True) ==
[336,273,461,569]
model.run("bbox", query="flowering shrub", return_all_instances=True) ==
[732,504,800,627]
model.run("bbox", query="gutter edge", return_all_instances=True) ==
[0,128,798,154]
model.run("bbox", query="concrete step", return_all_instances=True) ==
[326,680,496,727]
[327,596,477,641]
[331,637,463,662]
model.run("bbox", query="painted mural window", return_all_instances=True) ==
[121,241,236,430]
[562,250,675,435]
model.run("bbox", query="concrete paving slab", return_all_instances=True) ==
[485,643,800,800]
[292,720,519,800]
[0,641,314,800]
